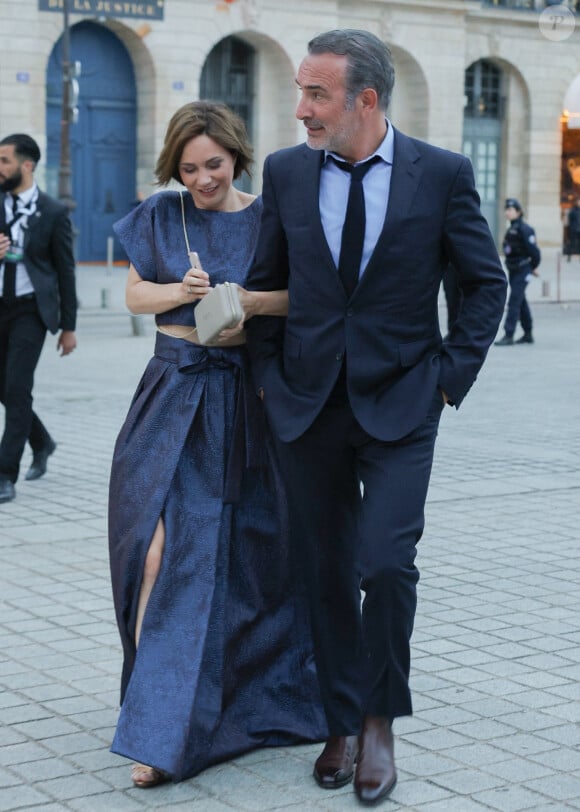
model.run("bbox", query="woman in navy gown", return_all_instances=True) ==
[108,101,326,787]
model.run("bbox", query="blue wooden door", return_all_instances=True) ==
[46,22,136,261]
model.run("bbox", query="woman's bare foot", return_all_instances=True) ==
[131,763,169,788]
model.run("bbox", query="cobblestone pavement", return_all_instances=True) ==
[0,259,579,811]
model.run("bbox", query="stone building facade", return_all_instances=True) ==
[0,0,578,259]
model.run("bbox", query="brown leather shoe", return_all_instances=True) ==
[354,716,397,805]
[313,734,358,789]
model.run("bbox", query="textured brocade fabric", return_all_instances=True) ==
[108,195,327,781]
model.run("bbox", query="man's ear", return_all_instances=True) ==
[22,158,36,175]
[359,87,379,112]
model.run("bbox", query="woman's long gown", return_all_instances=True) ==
[108,191,327,781]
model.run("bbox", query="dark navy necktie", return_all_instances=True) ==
[332,156,380,297]
[2,194,20,305]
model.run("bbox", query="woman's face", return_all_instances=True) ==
[178,134,237,211]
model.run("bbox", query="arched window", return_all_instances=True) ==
[464,60,503,120]
[200,36,255,130]
[200,37,255,192]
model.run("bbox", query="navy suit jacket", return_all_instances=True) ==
[245,128,507,443]
[0,189,77,334]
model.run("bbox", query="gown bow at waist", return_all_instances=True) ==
[154,331,268,503]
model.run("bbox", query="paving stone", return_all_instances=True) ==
[41,732,110,757]
[0,691,29,710]
[12,717,82,740]
[387,776,452,806]
[473,784,562,811]
[538,768,580,804]
[439,742,508,767]
[26,772,112,801]
[415,706,481,728]
[493,733,560,757]
[484,756,556,783]
[397,751,460,777]
[9,756,79,783]
[430,767,504,794]
[413,798,492,811]
[0,785,54,811]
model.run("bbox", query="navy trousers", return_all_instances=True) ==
[504,268,532,337]
[0,297,50,482]
[275,370,444,734]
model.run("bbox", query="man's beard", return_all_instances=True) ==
[0,169,22,193]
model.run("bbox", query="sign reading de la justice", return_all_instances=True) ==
[38,0,164,20]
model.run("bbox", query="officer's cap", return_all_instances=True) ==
[505,198,522,211]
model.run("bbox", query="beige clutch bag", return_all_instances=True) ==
[194,282,243,345]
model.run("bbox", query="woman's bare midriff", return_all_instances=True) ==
[157,324,246,347]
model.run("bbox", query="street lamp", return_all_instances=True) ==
[58,0,78,214]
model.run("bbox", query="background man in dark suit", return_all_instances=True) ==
[245,30,507,805]
[0,133,77,503]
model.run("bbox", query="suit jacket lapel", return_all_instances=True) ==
[299,146,349,293]
[0,193,7,233]
[22,191,44,249]
[383,129,422,234]
[358,129,423,289]
[301,147,335,261]
[299,144,323,221]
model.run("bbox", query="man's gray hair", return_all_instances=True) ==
[307,29,395,111]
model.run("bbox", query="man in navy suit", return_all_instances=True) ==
[0,134,77,503]
[245,30,506,805]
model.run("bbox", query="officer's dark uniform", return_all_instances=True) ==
[567,203,580,259]
[495,198,540,345]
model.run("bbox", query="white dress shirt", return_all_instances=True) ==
[320,120,394,280]
[1,183,38,297]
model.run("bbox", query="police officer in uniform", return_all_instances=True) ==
[566,197,580,260]
[495,198,540,346]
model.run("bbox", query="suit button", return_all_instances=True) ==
[335,352,343,361]
[346,308,354,317]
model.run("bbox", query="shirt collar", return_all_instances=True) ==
[15,183,38,207]
[325,118,394,168]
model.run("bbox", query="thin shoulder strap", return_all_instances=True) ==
[180,191,191,255]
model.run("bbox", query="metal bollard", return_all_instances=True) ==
[541,280,550,298]
[130,314,146,336]
[106,236,114,277]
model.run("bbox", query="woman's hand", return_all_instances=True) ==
[181,263,210,302]
[200,285,289,344]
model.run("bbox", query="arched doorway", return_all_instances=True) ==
[46,22,136,261]
[388,47,429,141]
[200,36,255,192]
[462,59,504,240]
